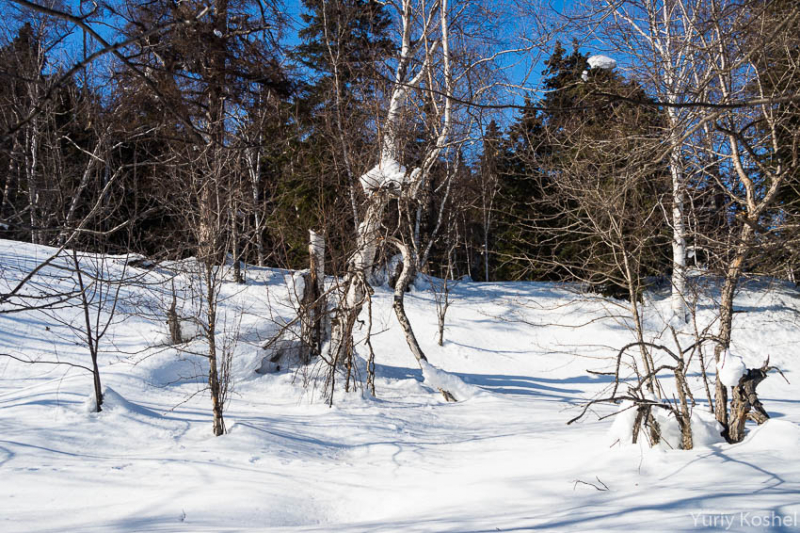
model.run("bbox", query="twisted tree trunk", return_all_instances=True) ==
[389,238,427,366]
[714,223,755,434]
[328,198,385,368]
[325,0,454,397]
[729,360,772,443]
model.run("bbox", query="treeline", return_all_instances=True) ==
[1,1,798,293]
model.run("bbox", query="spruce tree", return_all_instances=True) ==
[283,0,393,271]
[541,42,670,296]
[492,42,671,293]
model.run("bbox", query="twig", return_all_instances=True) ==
[572,477,610,492]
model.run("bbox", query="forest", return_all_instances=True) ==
[1,0,799,531]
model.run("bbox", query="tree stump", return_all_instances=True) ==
[167,288,183,344]
[729,361,771,443]
[299,230,326,364]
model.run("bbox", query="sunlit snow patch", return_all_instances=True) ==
[419,359,481,401]
[717,349,747,387]
[587,55,617,70]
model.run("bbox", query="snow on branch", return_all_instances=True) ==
[587,55,617,70]
[360,158,410,192]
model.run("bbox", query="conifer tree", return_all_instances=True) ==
[493,42,671,291]
[285,0,393,271]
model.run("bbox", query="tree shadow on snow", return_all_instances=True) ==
[373,362,617,403]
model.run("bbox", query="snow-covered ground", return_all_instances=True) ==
[1,239,799,532]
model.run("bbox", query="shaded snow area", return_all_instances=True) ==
[1,239,800,532]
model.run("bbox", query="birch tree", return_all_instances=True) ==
[699,1,800,436]
[591,0,708,323]
[327,0,457,378]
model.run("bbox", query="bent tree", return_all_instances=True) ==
[326,0,456,388]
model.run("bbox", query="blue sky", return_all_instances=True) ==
[3,0,585,130]
[3,0,576,91]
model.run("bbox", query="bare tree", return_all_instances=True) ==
[697,2,800,437]
[585,0,715,323]
[299,230,326,363]
[326,0,458,378]
[429,224,458,346]
[569,331,705,449]
[574,0,800,439]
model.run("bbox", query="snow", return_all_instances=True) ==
[360,158,408,192]
[179,317,203,340]
[741,419,800,451]
[717,349,747,387]
[587,54,617,70]
[581,55,617,81]
[419,358,481,401]
[655,408,726,450]
[289,270,306,301]
[84,387,162,417]
[688,409,727,448]
[607,400,640,445]
[1,240,799,532]
[608,402,724,450]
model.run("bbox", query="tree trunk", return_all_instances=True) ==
[245,144,265,267]
[300,230,326,363]
[675,365,693,450]
[437,311,445,347]
[328,198,384,367]
[729,363,771,443]
[622,250,656,395]
[631,405,661,446]
[669,144,688,323]
[167,283,183,344]
[61,136,104,244]
[231,198,244,284]
[92,358,103,414]
[325,0,454,393]
[714,223,755,433]
[25,120,40,244]
[206,267,225,437]
[2,136,20,220]
[390,238,428,365]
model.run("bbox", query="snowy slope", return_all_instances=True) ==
[1,239,799,532]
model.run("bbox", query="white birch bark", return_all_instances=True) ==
[60,134,107,245]
[244,144,264,266]
[328,0,453,367]
[667,109,688,321]
[602,0,704,323]
[25,119,40,244]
